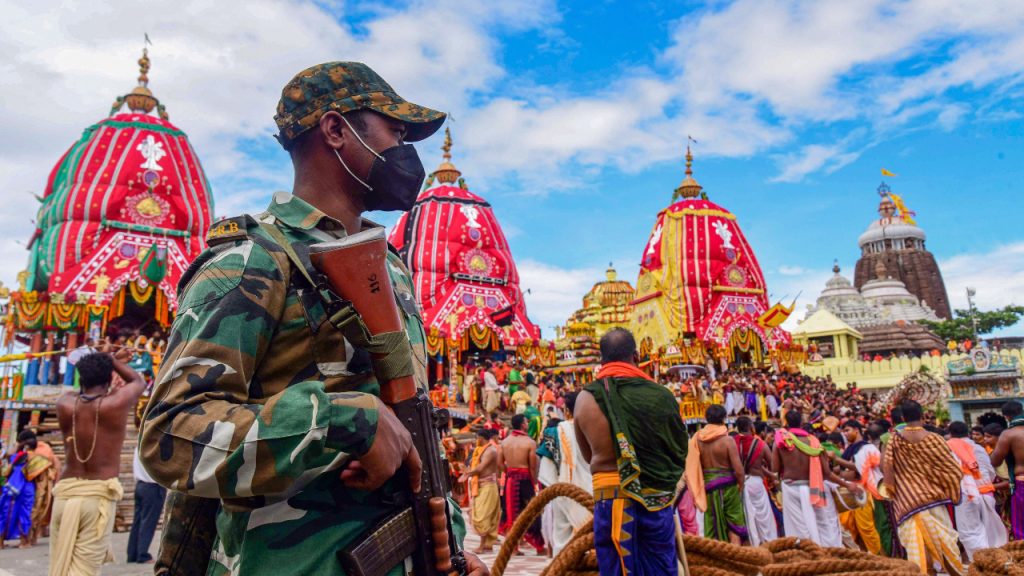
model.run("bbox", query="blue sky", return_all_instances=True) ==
[2,0,1023,336]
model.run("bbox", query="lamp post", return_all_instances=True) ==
[966,287,979,343]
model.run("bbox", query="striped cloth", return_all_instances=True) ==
[883,430,962,526]
[897,506,964,576]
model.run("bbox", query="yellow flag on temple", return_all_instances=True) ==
[881,168,897,177]
[888,193,917,225]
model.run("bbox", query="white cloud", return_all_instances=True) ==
[661,0,1024,182]
[778,265,808,276]
[517,259,604,336]
[0,0,558,286]
[941,242,1024,313]
[770,144,860,183]
[771,267,836,331]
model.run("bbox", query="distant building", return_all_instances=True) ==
[791,308,862,362]
[805,262,943,356]
[563,265,635,339]
[853,183,951,319]
[946,349,1024,425]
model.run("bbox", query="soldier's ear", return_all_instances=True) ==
[319,111,346,152]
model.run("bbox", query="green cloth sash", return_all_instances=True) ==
[585,376,688,512]
[788,434,824,457]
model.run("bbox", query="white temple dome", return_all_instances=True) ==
[820,264,860,298]
[857,219,927,248]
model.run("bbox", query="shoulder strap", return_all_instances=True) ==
[256,222,322,293]
[742,437,761,471]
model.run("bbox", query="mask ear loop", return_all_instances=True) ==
[340,114,385,162]
[334,114,387,192]
[334,148,372,192]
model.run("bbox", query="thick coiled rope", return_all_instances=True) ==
[492,483,956,576]
[968,540,1024,576]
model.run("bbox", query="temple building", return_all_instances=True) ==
[12,49,213,386]
[630,147,793,369]
[853,184,951,319]
[2,47,214,531]
[562,264,635,339]
[808,261,940,328]
[801,183,951,358]
[805,261,943,356]
[388,129,546,377]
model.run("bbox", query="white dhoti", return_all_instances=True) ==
[743,478,777,547]
[724,393,736,415]
[955,489,1007,560]
[817,482,844,548]
[483,389,500,413]
[781,480,824,545]
[550,421,594,556]
[538,457,559,549]
[730,392,745,415]
[981,493,1008,549]
[549,497,591,555]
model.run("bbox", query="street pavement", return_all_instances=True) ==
[0,531,552,575]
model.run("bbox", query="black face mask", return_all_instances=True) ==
[336,117,425,212]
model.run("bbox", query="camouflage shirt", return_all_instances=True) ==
[140,192,460,576]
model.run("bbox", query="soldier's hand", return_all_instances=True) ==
[340,400,422,493]
[464,551,489,576]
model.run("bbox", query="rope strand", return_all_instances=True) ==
[491,483,984,576]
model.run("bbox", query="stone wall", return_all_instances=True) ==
[800,349,1024,390]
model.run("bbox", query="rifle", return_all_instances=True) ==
[309,228,467,576]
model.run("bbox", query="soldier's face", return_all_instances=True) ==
[337,112,406,179]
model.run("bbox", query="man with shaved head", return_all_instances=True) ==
[575,328,687,575]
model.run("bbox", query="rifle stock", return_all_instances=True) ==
[309,229,466,576]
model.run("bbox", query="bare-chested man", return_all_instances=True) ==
[735,416,776,545]
[50,347,145,576]
[575,327,687,575]
[500,414,544,554]
[461,429,502,553]
[990,400,1024,540]
[685,404,746,543]
[773,410,859,548]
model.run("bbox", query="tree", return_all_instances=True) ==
[921,305,1024,342]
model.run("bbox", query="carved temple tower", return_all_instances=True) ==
[853,184,951,320]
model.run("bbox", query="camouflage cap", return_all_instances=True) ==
[274,61,446,148]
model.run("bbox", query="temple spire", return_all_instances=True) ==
[673,140,704,201]
[431,126,462,185]
[111,40,167,120]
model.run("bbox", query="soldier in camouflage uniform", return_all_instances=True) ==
[139,62,487,576]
